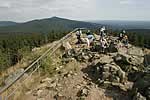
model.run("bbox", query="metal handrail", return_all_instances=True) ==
[0,28,79,97]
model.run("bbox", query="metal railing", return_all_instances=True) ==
[0,28,79,100]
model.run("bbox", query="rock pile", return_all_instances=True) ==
[132,71,150,100]
[26,36,148,100]
[86,56,128,91]
[77,86,89,97]
[62,38,149,99]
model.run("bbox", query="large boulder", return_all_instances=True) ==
[127,46,144,57]
[133,92,146,100]
[144,54,150,66]
[108,42,118,53]
[145,87,150,100]
[72,49,94,62]
[77,86,89,97]
[134,73,150,90]
[62,41,72,50]
[101,64,126,83]
[93,55,114,64]
[114,53,144,66]
[133,72,150,100]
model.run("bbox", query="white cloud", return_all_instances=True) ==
[0,1,11,8]
[119,0,133,5]
[0,0,97,21]
[0,0,149,21]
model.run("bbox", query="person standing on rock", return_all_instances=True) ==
[122,35,129,48]
[86,30,95,48]
[119,30,126,41]
[100,37,108,53]
[76,29,83,44]
[99,26,106,40]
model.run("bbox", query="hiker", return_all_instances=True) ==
[100,37,108,53]
[122,35,128,48]
[119,30,126,41]
[86,30,95,48]
[100,26,106,40]
[76,29,82,44]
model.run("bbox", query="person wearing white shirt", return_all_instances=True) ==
[76,29,82,44]
[100,26,106,40]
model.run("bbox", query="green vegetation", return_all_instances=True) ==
[0,31,68,73]
[127,29,150,48]
[41,56,54,75]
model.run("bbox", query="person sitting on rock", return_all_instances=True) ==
[100,37,108,53]
[86,30,95,48]
[76,29,83,44]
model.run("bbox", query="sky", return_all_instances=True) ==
[0,0,150,22]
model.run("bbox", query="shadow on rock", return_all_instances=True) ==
[81,63,132,100]
[81,63,103,84]
[104,87,131,100]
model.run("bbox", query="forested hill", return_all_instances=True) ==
[0,17,102,72]
[0,17,101,34]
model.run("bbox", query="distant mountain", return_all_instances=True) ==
[0,21,18,27]
[90,20,150,29]
[0,17,101,34]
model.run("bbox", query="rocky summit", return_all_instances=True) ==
[23,33,150,100]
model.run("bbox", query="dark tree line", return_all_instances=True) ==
[0,27,150,73]
[127,32,150,48]
[0,30,69,72]
[110,29,150,48]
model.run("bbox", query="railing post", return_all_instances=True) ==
[37,61,41,76]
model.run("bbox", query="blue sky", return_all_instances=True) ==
[0,0,150,22]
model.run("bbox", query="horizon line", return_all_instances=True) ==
[1,16,150,23]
